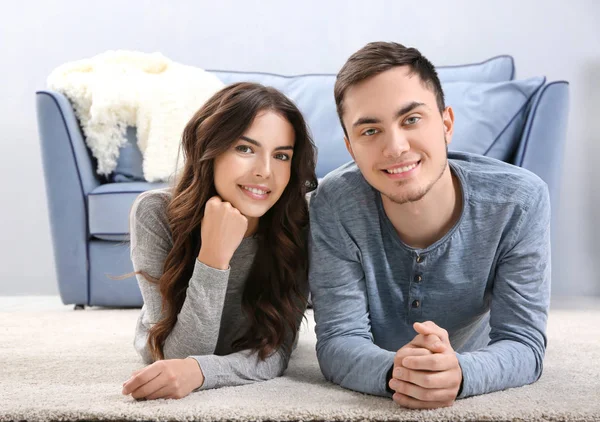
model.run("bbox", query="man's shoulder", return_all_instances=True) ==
[311,161,372,208]
[451,152,549,208]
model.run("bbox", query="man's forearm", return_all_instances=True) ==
[456,339,543,398]
[317,336,396,397]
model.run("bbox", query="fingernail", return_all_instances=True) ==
[394,368,403,378]
[434,342,443,348]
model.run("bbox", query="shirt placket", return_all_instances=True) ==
[409,252,425,320]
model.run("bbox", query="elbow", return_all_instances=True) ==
[315,341,337,383]
[532,344,545,382]
[133,337,155,365]
[273,348,292,379]
[527,331,546,382]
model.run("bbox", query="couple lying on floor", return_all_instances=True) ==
[121,41,550,410]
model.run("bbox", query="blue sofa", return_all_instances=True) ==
[36,56,569,308]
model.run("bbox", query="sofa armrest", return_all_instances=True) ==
[36,90,102,305]
[514,81,570,223]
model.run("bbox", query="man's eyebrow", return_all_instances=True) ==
[240,136,294,151]
[352,117,381,129]
[395,101,427,119]
[351,102,429,129]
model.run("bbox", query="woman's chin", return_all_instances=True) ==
[233,202,271,219]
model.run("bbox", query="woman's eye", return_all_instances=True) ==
[362,128,379,136]
[405,116,421,125]
[236,145,253,154]
[275,153,290,161]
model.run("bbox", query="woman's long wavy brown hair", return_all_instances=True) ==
[138,82,317,361]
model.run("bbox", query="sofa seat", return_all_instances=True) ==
[88,182,167,241]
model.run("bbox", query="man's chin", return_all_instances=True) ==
[381,187,429,205]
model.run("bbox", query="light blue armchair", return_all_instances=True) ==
[36,55,569,308]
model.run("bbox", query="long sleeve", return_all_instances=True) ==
[130,191,230,364]
[194,263,309,390]
[193,330,300,390]
[456,184,551,398]
[309,188,395,397]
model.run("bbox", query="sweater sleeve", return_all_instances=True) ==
[456,183,551,398]
[193,331,299,390]
[130,191,230,364]
[309,187,396,397]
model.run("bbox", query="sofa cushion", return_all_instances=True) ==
[446,76,546,160]
[88,182,168,241]
[435,55,514,83]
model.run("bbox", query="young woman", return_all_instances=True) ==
[121,82,317,401]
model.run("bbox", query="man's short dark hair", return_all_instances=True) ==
[334,41,446,137]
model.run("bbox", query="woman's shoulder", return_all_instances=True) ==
[130,187,174,229]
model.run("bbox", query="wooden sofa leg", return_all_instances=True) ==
[74,304,85,310]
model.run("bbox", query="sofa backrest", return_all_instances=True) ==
[113,55,528,181]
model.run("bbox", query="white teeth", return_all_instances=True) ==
[242,186,268,195]
[386,163,418,174]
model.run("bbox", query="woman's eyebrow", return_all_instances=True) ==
[240,136,293,151]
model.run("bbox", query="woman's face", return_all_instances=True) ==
[213,110,295,225]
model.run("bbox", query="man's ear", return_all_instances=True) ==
[443,106,455,145]
[344,136,355,160]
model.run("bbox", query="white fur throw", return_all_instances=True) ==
[47,51,225,182]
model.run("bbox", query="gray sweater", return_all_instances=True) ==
[309,152,551,399]
[130,188,295,390]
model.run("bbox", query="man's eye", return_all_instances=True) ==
[236,145,253,153]
[405,116,421,125]
[362,128,379,136]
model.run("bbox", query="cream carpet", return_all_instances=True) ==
[1,302,599,422]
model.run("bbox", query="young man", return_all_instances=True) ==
[309,42,550,409]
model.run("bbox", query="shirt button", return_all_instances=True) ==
[411,300,420,308]
[414,274,422,283]
[416,255,424,263]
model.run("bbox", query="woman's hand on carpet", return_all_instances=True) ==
[121,358,204,400]
[389,321,462,409]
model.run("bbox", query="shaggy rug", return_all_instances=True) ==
[1,302,599,422]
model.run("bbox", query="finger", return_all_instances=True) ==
[392,391,453,410]
[393,366,457,390]
[409,333,446,353]
[131,367,144,377]
[402,353,457,372]
[145,384,174,401]
[389,378,455,403]
[205,197,221,209]
[414,321,450,345]
[130,372,169,400]
[122,364,163,395]
[393,347,433,367]
[122,368,144,387]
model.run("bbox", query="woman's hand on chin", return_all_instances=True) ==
[122,358,204,400]
[197,195,248,270]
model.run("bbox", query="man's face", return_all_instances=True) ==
[342,66,454,205]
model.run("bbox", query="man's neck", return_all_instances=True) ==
[381,165,462,249]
